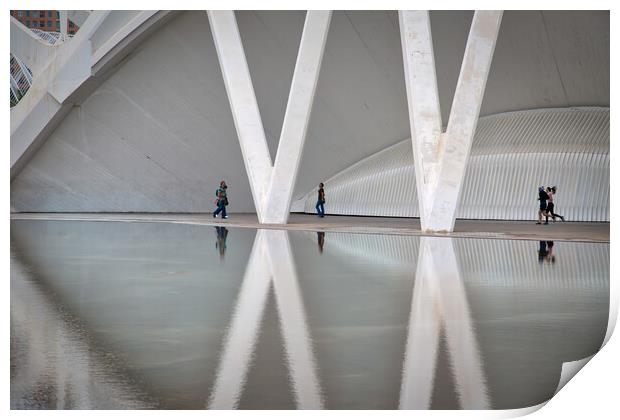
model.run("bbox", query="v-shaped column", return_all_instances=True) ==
[208,11,331,224]
[399,11,502,232]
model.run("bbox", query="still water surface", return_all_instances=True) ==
[10,220,609,409]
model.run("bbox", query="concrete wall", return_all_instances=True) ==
[11,11,609,216]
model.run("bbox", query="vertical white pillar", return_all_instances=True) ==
[399,11,502,232]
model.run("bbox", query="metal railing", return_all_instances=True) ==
[30,28,73,45]
[10,53,32,107]
[10,29,75,107]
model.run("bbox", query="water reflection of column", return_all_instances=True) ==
[208,229,323,409]
[208,230,272,409]
[400,237,489,409]
[265,230,324,409]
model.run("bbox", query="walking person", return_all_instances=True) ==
[536,186,549,225]
[213,180,229,219]
[315,183,325,218]
[545,186,565,223]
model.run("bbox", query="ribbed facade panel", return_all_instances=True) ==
[301,107,609,221]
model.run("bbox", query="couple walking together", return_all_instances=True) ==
[537,186,565,225]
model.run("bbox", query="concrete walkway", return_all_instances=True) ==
[11,212,609,243]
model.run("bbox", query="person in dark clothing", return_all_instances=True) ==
[536,186,549,225]
[545,186,565,223]
[316,183,325,218]
[213,180,228,219]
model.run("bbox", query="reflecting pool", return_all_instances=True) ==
[10,219,609,409]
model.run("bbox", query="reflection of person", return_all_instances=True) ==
[213,180,229,219]
[215,226,228,260]
[317,231,325,254]
[316,183,325,218]
[538,241,548,263]
[546,241,556,264]
[538,240,556,264]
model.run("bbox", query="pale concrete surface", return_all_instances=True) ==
[10,212,609,243]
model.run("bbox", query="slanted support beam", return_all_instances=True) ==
[208,11,331,224]
[399,11,502,232]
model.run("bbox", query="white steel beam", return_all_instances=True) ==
[208,11,331,224]
[399,11,502,232]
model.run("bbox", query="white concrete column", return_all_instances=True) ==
[399,11,502,232]
[208,11,331,224]
[263,11,332,224]
[399,237,489,409]
[207,11,273,222]
[398,11,442,224]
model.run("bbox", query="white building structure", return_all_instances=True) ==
[10,11,609,231]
